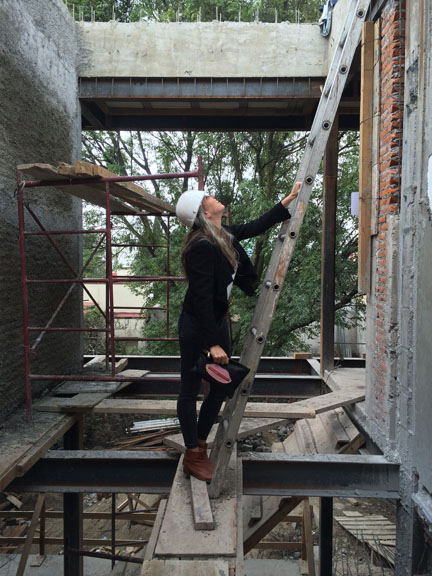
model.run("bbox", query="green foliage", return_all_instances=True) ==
[66,0,322,23]
[81,129,364,357]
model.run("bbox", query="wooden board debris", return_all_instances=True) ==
[163,418,289,452]
[190,475,215,530]
[155,454,237,557]
[82,355,128,374]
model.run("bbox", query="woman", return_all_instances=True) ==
[175,183,301,481]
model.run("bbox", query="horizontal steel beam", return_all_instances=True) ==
[82,113,360,132]
[79,77,325,100]
[10,451,178,494]
[10,451,400,500]
[124,373,322,399]
[242,454,400,499]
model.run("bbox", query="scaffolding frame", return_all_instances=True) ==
[17,159,204,420]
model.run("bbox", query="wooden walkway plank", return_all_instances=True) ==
[0,412,76,492]
[155,454,237,558]
[95,389,365,418]
[34,392,112,412]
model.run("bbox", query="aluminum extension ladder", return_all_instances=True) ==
[208,0,372,498]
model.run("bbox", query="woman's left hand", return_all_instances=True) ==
[281,181,301,208]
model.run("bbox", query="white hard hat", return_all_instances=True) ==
[176,189,206,228]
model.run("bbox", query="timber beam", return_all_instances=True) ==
[242,454,400,499]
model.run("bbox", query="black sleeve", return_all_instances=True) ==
[185,240,219,348]
[227,202,291,241]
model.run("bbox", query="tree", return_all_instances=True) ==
[81,129,364,356]
[67,0,322,23]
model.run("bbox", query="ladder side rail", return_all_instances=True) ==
[209,0,371,499]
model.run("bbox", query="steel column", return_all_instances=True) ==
[319,497,333,576]
[320,115,338,376]
[17,179,32,420]
[63,421,83,576]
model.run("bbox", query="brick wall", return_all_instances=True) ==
[372,0,405,434]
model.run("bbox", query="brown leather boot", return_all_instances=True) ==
[183,449,213,482]
[197,440,215,474]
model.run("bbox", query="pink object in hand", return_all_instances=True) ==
[205,363,232,384]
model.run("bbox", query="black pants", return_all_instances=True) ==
[177,310,231,449]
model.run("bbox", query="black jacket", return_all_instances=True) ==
[181,202,291,348]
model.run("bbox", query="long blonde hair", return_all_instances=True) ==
[181,206,238,278]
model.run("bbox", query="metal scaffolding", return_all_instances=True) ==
[17,159,204,420]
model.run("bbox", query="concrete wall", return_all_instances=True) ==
[0,0,82,420]
[78,21,328,78]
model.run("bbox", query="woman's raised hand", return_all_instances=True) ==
[209,344,229,365]
[281,181,301,208]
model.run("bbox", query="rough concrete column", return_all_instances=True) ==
[395,0,432,572]
[0,0,82,420]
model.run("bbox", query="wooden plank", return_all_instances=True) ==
[95,389,364,418]
[243,497,303,554]
[58,161,175,213]
[155,454,237,557]
[94,398,316,418]
[144,499,167,561]
[53,381,130,395]
[302,499,316,576]
[323,367,366,393]
[0,412,77,492]
[117,368,150,379]
[358,21,375,293]
[294,352,313,359]
[307,358,321,376]
[142,559,230,576]
[318,409,351,448]
[34,392,111,412]
[255,541,301,550]
[16,494,45,576]
[17,163,135,213]
[190,476,215,530]
[16,415,76,476]
[81,356,128,374]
